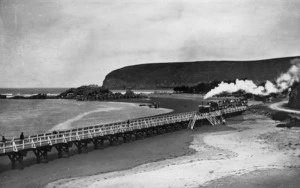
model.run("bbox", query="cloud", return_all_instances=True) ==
[147,2,185,22]
[0,0,300,87]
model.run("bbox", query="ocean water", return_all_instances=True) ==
[0,99,106,138]
[0,88,174,138]
[111,89,173,94]
[0,99,172,139]
[0,88,68,97]
[0,88,173,97]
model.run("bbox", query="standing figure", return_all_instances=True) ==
[20,132,24,140]
[127,120,130,127]
[2,136,6,147]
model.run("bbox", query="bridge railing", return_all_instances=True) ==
[0,106,247,154]
[0,111,196,154]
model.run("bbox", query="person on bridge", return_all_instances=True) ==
[20,132,24,140]
[127,120,130,127]
[1,135,6,147]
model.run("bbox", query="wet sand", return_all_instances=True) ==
[200,168,300,188]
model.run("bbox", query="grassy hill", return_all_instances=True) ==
[102,56,300,89]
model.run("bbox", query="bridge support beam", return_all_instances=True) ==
[123,133,134,143]
[92,137,104,149]
[109,135,119,146]
[146,128,156,137]
[157,126,166,134]
[7,151,27,169]
[174,123,183,130]
[55,143,72,158]
[165,124,175,132]
[74,140,90,154]
[116,133,125,144]
[152,128,158,135]
[33,146,52,164]
[183,121,190,129]
[141,130,148,138]
[135,130,147,139]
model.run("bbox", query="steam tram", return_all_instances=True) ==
[198,98,248,113]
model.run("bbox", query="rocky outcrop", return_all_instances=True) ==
[102,56,300,89]
[58,85,145,101]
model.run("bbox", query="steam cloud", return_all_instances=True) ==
[204,58,300,99]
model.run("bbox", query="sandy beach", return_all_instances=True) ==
[46,113,300,188]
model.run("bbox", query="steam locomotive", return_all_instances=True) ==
[199,98,248,113]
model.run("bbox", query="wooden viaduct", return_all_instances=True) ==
[0,105,247,169]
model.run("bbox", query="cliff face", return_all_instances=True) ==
[103,56,299,89]
[288,83,300,109]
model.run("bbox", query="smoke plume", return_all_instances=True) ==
[204,58,300,99]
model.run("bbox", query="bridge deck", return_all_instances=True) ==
[0,106,247,155]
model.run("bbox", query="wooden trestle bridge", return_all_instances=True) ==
[0,106,247,169]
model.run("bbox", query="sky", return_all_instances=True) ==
[0,0,300,88]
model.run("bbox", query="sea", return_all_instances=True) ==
[0,88,68,98]
[0,88,173,138]
[0,88,173,98]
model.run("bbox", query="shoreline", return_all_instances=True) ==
[269,100,300,114]
[47,106,122,132]
[46,113,300,188]
[47,101,173,132]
